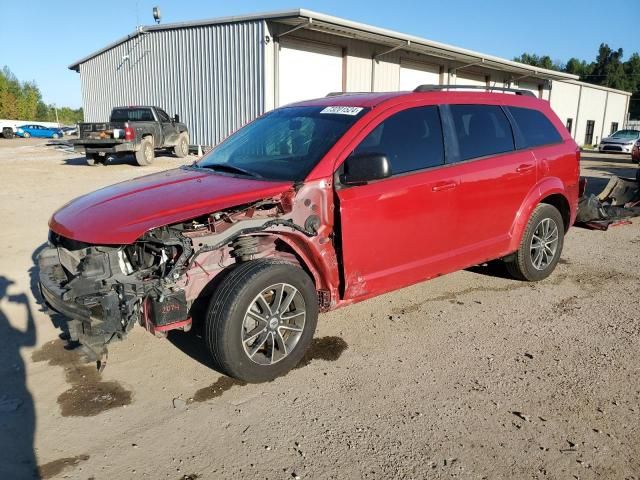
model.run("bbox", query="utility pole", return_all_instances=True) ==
[53,104,59,126]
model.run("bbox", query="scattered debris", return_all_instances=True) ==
[511,411,530,422]
[576,176,640,230]
[173,398,188,410]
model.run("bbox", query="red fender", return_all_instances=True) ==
[508,177,569,252]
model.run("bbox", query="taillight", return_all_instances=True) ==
[125,123,135,141]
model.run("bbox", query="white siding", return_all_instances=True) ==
[601,92,628,138]
[277,39,343,106]
[575,87,608,146]
[550,81,581,138]
[399,59,440,91]
[457,72,487,87]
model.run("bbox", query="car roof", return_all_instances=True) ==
[287,90,549,110]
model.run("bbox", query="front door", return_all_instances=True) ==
[336,104,460,300]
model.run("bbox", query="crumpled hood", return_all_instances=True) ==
[50,167,293,244]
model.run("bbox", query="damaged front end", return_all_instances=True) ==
[38,186,333,365]
[39,227,193,363]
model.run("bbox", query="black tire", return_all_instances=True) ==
[2,128,14,139]
[174,133,189,158]
[205,259,318,382]
[135,136,155,166]
[505,204,565,282]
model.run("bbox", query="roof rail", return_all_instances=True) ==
[325,91,371,97]
[413,84,536,97]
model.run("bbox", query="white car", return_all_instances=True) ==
[0,121,17,139]
[598,129,640,154]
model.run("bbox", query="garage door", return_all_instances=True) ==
[278,40,343,106]
[399,60,440,90]
[457,72,487,88]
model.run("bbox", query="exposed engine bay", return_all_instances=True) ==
[38,188,330,366]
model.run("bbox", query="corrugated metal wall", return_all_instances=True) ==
[79,21,266,146]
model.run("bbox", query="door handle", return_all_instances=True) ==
[431,181,457,192]
[516,164,535,173]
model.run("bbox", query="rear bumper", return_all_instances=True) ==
[72,140,137,154]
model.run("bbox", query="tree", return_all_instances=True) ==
[0,66,83,124]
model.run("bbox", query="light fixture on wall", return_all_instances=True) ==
[153,7,161,24]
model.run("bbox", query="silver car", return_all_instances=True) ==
[599,129,640,153]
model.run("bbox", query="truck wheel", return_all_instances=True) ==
[2,128,14,139]
[135,137,155,166]
[174,133,189,158]
[505,204,564,282]
[205,259,319,383]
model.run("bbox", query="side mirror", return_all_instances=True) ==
[173,114,180,123]
[342,153,391,185]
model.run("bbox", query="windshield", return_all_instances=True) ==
[611,130,640,139]
[196,106,368,181]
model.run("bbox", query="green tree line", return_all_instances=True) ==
[0,66,83,125]
[514,44,640,119]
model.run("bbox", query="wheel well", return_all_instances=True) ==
[540,194,570,231]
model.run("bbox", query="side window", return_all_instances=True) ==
[157,109,170,122]
[352,106,444,175]
[508,107,562,148]
[446,105,514,162]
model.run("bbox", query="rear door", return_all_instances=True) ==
[441,103,535,262]
[336,104,460,299]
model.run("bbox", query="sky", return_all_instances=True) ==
[1,0,638,109]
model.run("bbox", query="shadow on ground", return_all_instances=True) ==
[0,275,38,479]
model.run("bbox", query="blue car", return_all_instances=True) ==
[16,124,64,139]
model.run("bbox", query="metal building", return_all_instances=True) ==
[69,9,632,146]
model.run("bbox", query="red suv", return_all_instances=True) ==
[39,86,580,382]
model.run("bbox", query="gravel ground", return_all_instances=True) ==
[0,138,638,480]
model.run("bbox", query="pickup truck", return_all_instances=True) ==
[72,106,189,166]
[0,120,17,139]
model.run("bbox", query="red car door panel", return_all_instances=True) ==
[337,168,459,299]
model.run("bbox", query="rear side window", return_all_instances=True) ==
[446,105,514,162]
[508,106,562,148]
[353,106,444,175]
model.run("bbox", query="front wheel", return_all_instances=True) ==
[205,259,319,382]
[505,204,565,282]
[23,132,30,138]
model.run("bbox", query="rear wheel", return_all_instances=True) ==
[52,133,59,139]
[2,128,14,139]
[135,137,155,166]
[505,204,564,282]
[205,260,318,382]
[174,133,189,158]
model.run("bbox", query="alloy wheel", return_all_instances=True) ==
[530,217,559,270]
[241,283,306,365]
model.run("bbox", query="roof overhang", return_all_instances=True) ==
[69,8,578,83]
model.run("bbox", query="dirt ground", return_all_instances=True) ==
[0,137,638,480]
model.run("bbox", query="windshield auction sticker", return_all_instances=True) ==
[320,106,364,116]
